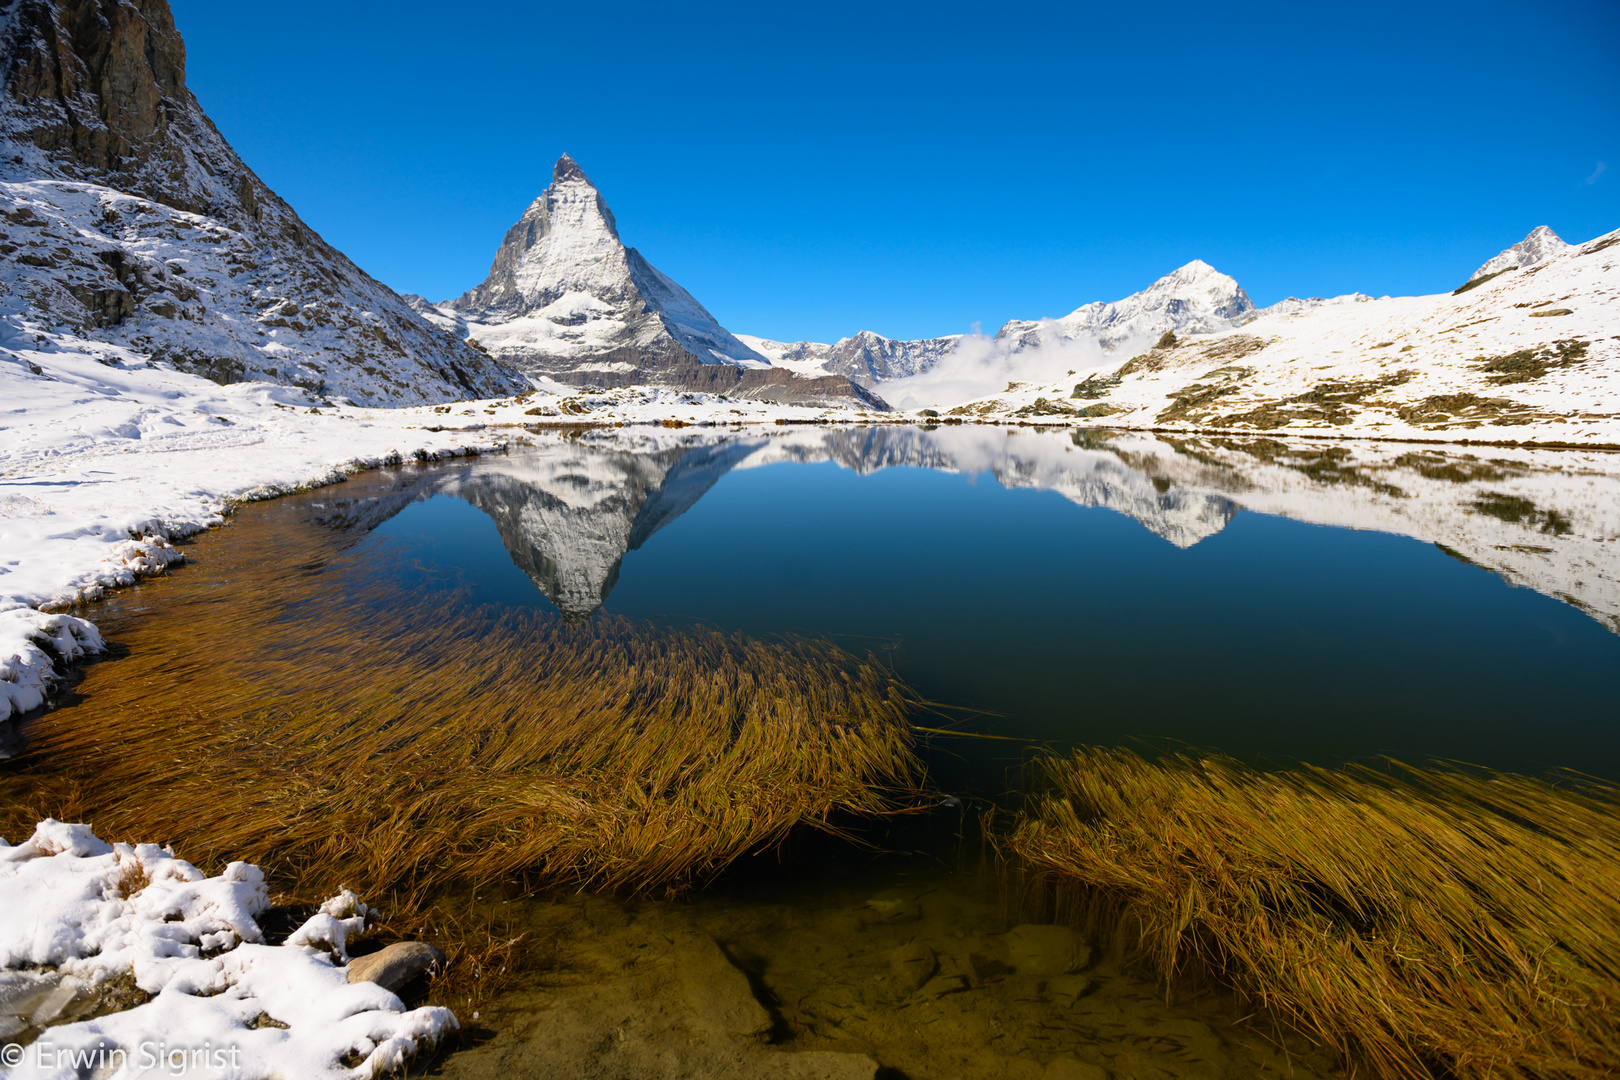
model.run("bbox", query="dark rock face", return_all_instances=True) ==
[0,0,529,405]
[3,0,250,222]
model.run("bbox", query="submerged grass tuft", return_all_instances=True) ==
[1002,748,1620,1080]
[1,495,924,908]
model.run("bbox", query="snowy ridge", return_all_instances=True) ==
[0,819,456,1075]
[0,1,526,407]
[738,331,964,387]
[740,260,1257,401]
[942,225,1620,446]
[1246,293,1376,320]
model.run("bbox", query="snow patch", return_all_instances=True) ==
[0,820,456,1076]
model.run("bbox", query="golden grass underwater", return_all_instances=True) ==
[1002,748,1620,1080]
[0,487,924,907]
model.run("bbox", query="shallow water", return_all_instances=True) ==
[427,855,1339,1080]
[11,425,1620,1079]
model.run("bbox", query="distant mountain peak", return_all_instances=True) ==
[1470,225,1569,282]
[993,259,1254,353]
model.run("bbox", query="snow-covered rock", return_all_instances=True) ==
[433,156,883,408]
[0,608,102,722]
[1469,225,1571,283]
[0,0,527,407]
[0,820,456,1076]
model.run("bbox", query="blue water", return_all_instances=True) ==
[366,436,1620,783]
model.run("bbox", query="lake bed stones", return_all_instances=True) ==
[888,941,937,992]
[1005,924,1092,977]
[677,934,773,1039]
[346,941,446,992]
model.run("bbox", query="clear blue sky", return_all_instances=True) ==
[170,0,1618,344]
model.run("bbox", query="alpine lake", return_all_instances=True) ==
[8,424,1620,1080]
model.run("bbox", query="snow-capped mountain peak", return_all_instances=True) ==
[1469,225,1570,283]
[993,259,1255,353]
[442,154,804,380]
[424,154,880,407]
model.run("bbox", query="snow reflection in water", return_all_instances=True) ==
[341,425,1620,779]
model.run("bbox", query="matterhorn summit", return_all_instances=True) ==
[994,259,1256,354]
[1468,225,1570,283]
[435,155,879,406]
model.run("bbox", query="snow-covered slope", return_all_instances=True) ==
[0,0,526,407]
[942,226,1620,446]
[431,156,882,408]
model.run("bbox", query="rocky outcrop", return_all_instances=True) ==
[434,155,881,408]
[0,0,528,405]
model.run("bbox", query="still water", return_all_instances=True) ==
[357,425,1620,783]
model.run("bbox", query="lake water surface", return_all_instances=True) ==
[358,426,1620,783]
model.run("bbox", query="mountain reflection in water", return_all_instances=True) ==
[320,426,1620,632]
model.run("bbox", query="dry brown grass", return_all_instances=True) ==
[1003,748,1620,1080]
[1,488,923,905]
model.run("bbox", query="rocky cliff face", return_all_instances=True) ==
[0,0,527,405]
[432,155,883,408]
